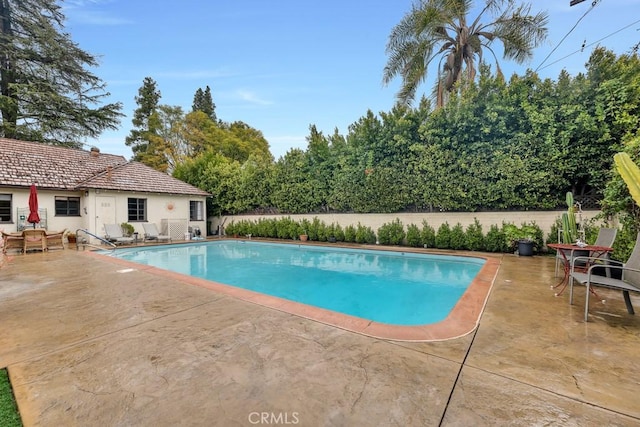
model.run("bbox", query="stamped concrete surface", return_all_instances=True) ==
[1,248,639,426]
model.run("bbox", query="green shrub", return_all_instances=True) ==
[317,221,328,242]
[300,218,311,236]
[355,222,376,244]
[240,219,254,236]
[465,218,484,251]
[485,224,507,252]
[268,218,279,238]
[225,221,237,236]
[227,219,254,236]
[546,218,561,245]
[582,215,603,245]
[449,223,466,250]
[502,222,520,251]
[120,222,134,237]
[324,222,344,242]
[344,225,356,243]
[254,218,268,237]
[421,220,436,248]
[406,224,422,247]
[377,218,405,245]
[503,221,543,253]
[333,223,345,242]
[435,222,452,249]
[291,219,304,239]
[612,214,638,261]
[520,222,544,251]
[307,217,323,241]
[276,217,294,239]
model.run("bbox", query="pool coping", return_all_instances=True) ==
[85,241,501,342]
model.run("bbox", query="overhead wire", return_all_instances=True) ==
[537,18,640,72]
[534,0,601,72]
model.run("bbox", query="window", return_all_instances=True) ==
[55,196,81,216]
[128,198,147,222]
[190,200,204,221]
[0,194,11,223]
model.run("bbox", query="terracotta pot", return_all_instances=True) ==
[299,234,308,242]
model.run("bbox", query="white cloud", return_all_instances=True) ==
[235,90,273,106]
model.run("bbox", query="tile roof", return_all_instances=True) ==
[0,138,210,196]
[79,162,210,196]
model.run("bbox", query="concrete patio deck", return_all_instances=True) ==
[1,245,639,426]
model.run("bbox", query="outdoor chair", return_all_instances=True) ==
[570,232,640,321]
[555,227,617,277]
[23,228,47,252]
[142,223,171,242]
[2,231,24,254]
[104,224,134,245]
[45,228,67,250]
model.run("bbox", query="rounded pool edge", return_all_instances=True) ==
[87,240,501,342]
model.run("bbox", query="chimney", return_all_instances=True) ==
[90,146,100,157]
[107,165,113,181]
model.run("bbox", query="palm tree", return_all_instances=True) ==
[383,0,548,107]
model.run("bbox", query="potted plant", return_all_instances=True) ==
[516,237,535,256]
[66,231,76,244]
[503,223,538,256]
[120,222,135,237]
[299,219,311,242]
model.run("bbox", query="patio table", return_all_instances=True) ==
[548,243,613,296]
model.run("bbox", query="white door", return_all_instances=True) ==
[95,196,116,241]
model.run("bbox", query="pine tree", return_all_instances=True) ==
[192,85,217,122]
[0,0,122,146]
[126,77,161,159]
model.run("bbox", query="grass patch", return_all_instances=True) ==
[0,369,22,427]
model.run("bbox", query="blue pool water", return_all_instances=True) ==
[105,241,485,326]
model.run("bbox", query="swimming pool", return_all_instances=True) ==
[105,240,486,326]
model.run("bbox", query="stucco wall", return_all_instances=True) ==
[213,210,604,240]
[87,189,207,241]
[1,188,207,242]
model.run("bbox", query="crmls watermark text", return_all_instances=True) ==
[248,412,300,425]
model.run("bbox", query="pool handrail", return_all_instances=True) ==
[76,228,117,250]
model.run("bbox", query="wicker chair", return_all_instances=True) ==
[45,228,67,250]
[23,229,47,252]
[2,231,24,254]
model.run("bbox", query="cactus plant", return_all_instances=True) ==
[561,191,578,244]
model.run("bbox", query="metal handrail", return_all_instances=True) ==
[75,228,117,250]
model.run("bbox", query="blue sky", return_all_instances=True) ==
[62,0,640,160]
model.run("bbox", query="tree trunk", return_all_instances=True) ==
[0,0,17,138]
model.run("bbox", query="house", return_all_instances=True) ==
[0,138,210,243]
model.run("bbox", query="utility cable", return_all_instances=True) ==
[537,17,640,72]
[534,0,601,72]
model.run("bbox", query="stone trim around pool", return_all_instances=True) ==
[86,246,501,342]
